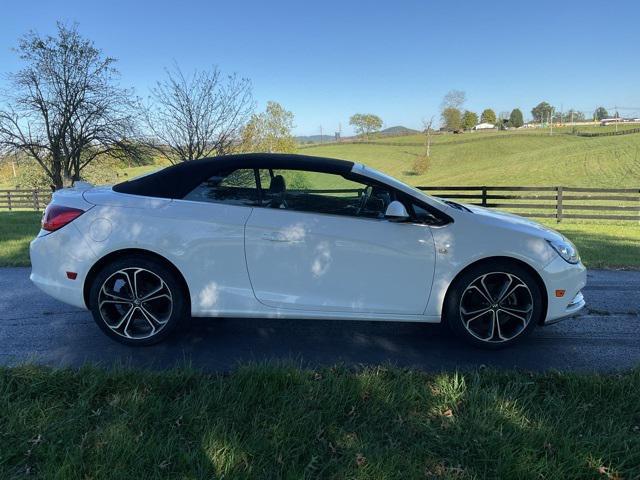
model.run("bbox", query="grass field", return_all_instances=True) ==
[301,129,640,188]
[1,211,638,269]
[1,364,638,479]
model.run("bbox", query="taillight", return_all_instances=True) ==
[42,205,85,232]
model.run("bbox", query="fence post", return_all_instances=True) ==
[32,190,38,211]
[6,191,11,211]
[556,186,563,223]
[481,186,487,207]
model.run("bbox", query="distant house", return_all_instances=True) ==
[473,122,495,130]
[600,118,623,126]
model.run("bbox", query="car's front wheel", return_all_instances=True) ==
[444,261,543,348]
[88,255,188,346]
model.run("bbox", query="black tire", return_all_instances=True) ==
[444,260,543,349]
[88,255,188,346]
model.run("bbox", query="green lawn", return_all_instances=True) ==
[1,211,637,269]
[1,364,638,479]
[0,211,41,267]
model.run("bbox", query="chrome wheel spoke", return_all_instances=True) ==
[496,274,514,303]
[479,275,496,302]
[99,298,132,309]
[498,282,525,304]
[139,283,165,301]
[101,286,131,302]
[142,293,171,304]
[465,309,492,328]
[113,304,135,330]
[140,305,165,329]
[467,284,493,304]
[499,304,532,315]
[124,269,139,299]
[461,305,492,316]
[498,308,528,326]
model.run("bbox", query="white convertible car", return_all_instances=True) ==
[30,153,586,348]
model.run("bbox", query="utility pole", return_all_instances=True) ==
[319,125,323,144]
[549,108,554,136]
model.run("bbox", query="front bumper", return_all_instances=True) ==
[541,256,587,324]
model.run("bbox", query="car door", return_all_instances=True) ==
[244,169,436,315]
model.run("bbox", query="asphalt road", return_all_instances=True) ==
[1,267,639,372]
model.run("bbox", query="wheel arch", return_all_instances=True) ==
[83,248,191,312]
[443,256,548,325]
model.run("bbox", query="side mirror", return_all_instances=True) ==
[385,201,410,222]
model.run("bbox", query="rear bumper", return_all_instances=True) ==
[30,224,96,310]
[541,256,587,324]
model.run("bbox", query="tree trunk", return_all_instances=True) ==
[62,166,74,188]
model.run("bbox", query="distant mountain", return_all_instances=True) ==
[295,134,337,145]
[378,126,420,136]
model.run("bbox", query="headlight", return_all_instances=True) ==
[547,239,580,264]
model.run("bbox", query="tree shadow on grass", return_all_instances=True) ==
[1,365,639,478]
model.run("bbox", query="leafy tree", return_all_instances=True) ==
[461,110,478,130]
[594,107,609,120]
[509,109,524,128]
[349,114,383,138]
[441,108,462,131]
[480,109,497,124]
[240,101,296,153]
[0,23,140,189]
[142,64,253,164]
[531,102,553,123]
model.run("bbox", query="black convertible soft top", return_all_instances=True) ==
[112,153,354,199]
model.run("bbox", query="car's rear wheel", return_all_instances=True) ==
[444,261,543,349]
[88,255,187,346]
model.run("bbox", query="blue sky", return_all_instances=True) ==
[1,0,638,135]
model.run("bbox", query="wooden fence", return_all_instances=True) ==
[416,186,640,222]
[575,127,640,138]
[1,186,638,222]
[0,189,51,212]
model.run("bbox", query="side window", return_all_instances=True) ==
[258,169,394,219]
[183,169,259,206]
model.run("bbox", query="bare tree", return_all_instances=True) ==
[142,65,254,163]
[440,89,466,111]
[422,116,435,158]
[0,23,140,189]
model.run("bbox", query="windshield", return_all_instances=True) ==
[359,165,450,208]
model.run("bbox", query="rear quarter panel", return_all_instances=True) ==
[74,195,259,316]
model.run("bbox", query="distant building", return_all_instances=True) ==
[600,118,623,126]
[473,122,495,130]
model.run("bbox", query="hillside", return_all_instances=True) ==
[377,125,420,136]
[299,129,640,187]
[2,129,639,190]
[294,134,336,144]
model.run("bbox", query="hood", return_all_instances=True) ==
[460,203,565,242]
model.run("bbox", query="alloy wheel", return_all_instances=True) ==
[459,272,534,343]
[98,267,173,340]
